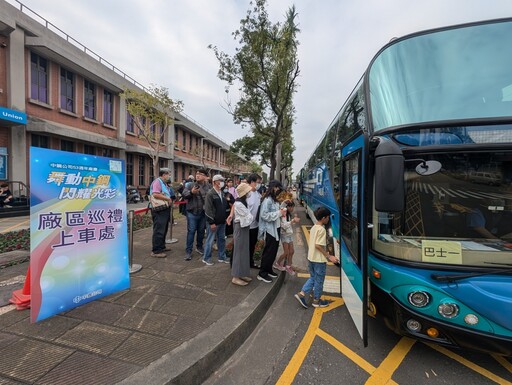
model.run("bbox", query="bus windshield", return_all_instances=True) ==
[369,20,512,131]
[373,146,512,268]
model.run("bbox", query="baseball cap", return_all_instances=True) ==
[212,174,225,182]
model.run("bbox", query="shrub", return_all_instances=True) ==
[0,229,30,253]
[225,239,264,261]
[132,211,153,231]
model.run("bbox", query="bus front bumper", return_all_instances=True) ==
[371,284,512,357]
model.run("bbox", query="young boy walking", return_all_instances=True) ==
[295,206,339,308]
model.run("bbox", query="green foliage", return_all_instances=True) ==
[225,239,264,261]
[122,84,184,177]
[0,229,30,253]
[132,211,153,231]
[209,0,299,180]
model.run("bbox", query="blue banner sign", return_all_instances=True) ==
[30,147,129,322]
[0,106,27,125]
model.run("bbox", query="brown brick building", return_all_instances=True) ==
[0,1,249,197]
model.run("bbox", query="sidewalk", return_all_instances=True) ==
[0,215,285,384]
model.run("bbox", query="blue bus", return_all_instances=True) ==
[299,18,512,355]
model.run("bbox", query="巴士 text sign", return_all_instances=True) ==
[29,147,129,322]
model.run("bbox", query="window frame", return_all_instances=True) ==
[103,90,114,126]
[30,52,49,104]
[84,79,96,120]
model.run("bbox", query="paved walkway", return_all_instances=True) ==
[0,214,286,384]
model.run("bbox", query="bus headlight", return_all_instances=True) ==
[438,302,459,318]
[408,291,431,308]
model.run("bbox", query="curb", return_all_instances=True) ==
[117,272,285,385]
[0,250,30,269]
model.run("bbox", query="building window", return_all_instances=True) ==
[174,127,179,148]
[138,155,145,186]
[84,80,96,119]
[31,134,49,148]
[60,67,74,112]
[149,158,155,182]
[150,121,156,138]
[61,140,75,152]
[160,125,165,144]
[126,154,134,186]
[183,132,187,151]
[103,90,113,125]
[84,144,95,155]
[101,148,113,158]
[126,112,134,133]
[188,134,193,152]
[30,52,48,103]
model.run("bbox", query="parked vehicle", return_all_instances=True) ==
[126,187,141,203]
[298,18,512,355]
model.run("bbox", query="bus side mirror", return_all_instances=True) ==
[374,140,404,212]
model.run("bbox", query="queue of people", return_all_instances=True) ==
[149,169,337,308]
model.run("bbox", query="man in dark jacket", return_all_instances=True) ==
[202,174,229,265]
[182,169,211,260]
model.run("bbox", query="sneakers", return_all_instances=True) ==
[196,248,204,255]
[184,253,192,261]
[150,252,167,258]
[294,293,308,309]
[257,273,272,283]
[218,258,230,264]
[232,277,248,286]
[312,299,330,308]
[202,259,214,266]
[267,271,278,279]
[273,262,286,271]
[285,265,296,275]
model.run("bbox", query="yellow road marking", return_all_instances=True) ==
[276,305,324,385]
[297,273,339,280]
[492,354,512,375]
[426,343,512,385]
[317,328,380,376]
[365,337,415,385]
[1,220,29,234]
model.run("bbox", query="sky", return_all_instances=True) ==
[9,0,512,176]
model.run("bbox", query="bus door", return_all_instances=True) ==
[340,133,368,346]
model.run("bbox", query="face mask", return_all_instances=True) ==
[219,181,225,188]
[223,188,228,193]
[256,183,261,190]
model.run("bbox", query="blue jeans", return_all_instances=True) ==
[203,223,226,262]
[186,211,206,254]
[301,261,326,300]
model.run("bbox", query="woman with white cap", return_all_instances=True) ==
[231,182,254,286]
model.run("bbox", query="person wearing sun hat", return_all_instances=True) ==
[231,183,254,286]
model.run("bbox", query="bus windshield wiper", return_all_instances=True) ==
[431,265,512,282]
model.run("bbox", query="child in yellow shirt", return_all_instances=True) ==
[294,206,339,308]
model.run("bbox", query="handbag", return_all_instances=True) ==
[149,194,169,212]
